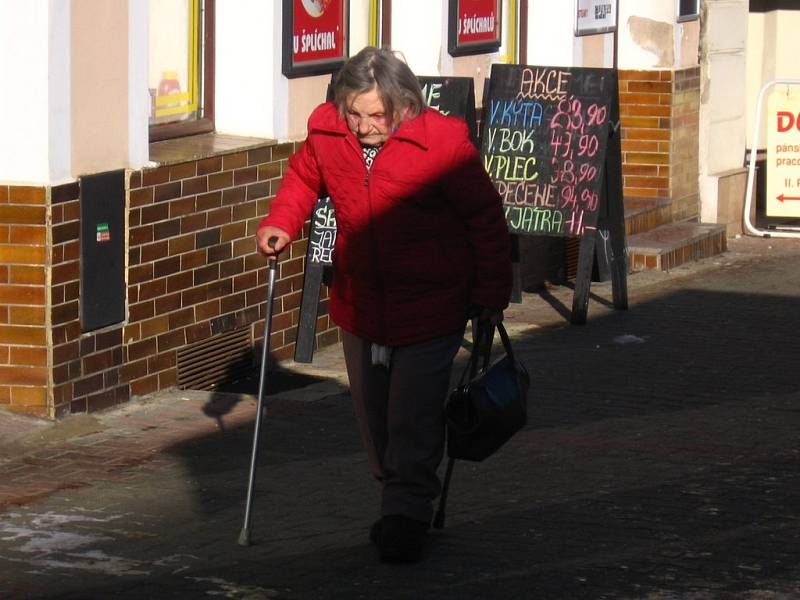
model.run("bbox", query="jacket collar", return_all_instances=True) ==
[390,110,430,150]
[310,102,430,151]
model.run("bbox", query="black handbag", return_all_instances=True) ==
[434,321,529,529]
[445,321,529,461]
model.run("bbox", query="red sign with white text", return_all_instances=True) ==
[456,0,499,46]
[292,0,345,65]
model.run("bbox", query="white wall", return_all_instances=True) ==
[215,0,287,139]
[618,0,673,68]
[617,0,699,70]
[392,0,447,76]
[574,31,616,69]
[699,0,749,223]
[526,0,575,67]
[0,0,150,185]
[350,0,372,52]
[70,0,133,178]
[0,1,70,184]
[391,0,505,104]
[129,1,150,168]
[745,11,765,150]
[49,1,72,183]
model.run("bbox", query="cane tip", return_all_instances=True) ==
[237,529,251,546]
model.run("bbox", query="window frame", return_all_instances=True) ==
[677,0,700,23]
[380,0,392,46]
[149,0,215,142]
[498,0,520,64]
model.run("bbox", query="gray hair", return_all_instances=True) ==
[333,46,426,122]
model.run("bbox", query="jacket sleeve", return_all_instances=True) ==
[257,134,323,241]
[443,123,513,310]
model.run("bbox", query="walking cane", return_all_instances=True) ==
[238,236,279,546]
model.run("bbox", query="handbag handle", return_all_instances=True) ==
[495,322,516,363]
[459,320,492,384]
[457,320,516,386]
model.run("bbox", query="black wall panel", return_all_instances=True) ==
[80,170,126,332]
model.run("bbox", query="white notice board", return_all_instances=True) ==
[575,0,616,35]
[766,88,800,218]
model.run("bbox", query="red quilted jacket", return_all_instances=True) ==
[258,102,512,346]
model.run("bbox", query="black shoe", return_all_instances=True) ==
[377,515,429,563]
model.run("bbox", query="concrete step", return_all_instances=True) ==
[624,196,673,236]
[627,221,728,271]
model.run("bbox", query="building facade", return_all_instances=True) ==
[0,0,795,418]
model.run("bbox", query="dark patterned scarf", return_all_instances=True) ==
[362,144,381,170]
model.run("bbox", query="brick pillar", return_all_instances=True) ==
[619,67,701,221]
[670,67,701,221]
[0,185,49,416]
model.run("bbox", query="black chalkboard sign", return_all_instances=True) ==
[294,196,336,363]
[483,64,615,238]
[418,76,478,144]
[482,63,628,323]
[307,196,336,266]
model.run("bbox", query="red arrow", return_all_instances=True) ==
[777,193,800,202]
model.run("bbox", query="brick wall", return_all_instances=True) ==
[0,185,49,416]
[50,180,126,417]
[2,140,340,419]
[669,67,701,221]
[619,67,700,220]
[619,70,672,199]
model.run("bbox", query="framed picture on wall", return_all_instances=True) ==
[282,0,349,78]
[677,0,701,22]
[448,0,502,57]
[575,0,617,36]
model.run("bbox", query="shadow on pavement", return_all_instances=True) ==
[43,272,798,599]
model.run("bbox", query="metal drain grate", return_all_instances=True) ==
[177,327,253,390]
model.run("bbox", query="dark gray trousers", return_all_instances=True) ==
[342,329,464,524]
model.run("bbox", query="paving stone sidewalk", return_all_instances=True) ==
[1,236,799,599]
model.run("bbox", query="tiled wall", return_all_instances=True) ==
[0,185,49,416]
[50,180,127,417]
[669,67,701,221]
[3,142,340,419]
[619,69,672,199]
[619,67,700,220]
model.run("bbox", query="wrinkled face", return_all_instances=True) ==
[345,87,393,146]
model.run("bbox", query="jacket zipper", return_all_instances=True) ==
[362,141,388,341]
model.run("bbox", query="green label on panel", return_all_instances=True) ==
[96,222,110,242]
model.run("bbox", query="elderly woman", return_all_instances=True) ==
[256,47,511,562]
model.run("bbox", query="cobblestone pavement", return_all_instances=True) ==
[1,236,799,599]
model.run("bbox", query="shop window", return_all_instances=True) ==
[149,0,215,141]
[678,0,700,22]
